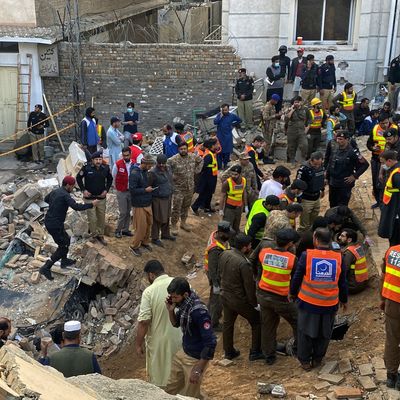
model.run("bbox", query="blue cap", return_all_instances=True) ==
[271,94,281,101]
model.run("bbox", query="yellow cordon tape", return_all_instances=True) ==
[0,102,85,145]
[0,123,76,158]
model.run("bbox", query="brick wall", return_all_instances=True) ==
[43,42,241,144]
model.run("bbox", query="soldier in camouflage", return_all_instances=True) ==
[167,141,203,235]
[220,152,259,208]
[261,94,282,162]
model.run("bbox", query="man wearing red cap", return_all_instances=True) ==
[40,176,99,280]
[130,133,144,164]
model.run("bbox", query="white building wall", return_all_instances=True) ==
[222,0,398,99]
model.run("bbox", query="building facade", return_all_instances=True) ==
[222,0,400,99]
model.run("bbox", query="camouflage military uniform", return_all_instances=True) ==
[263,210,291,240]
[167,153,203,227]
[220,161,259,207]
[262,102,278,153]
[285,106,308,163]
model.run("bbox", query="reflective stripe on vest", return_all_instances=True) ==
[226,177,246,207]
[340,91,355,111]
[244,198,270,240]
[382,245,400,303]
[298,249,342,307]
[245,144,258,162]
[204,149,218,176]
[180,132,194,152]
[383,167,400,205]
[309,109,324,129]
[278,193,297,205]
[204,231,227,271]
[258,248,296,296]
[97,124,102,138]
[327,116,339,130]
[372,124,387,155]
[347,244,368,283]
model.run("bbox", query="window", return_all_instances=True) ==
[296,0,354,43]
[0,42,19,53]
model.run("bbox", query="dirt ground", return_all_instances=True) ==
[100,148,390,399]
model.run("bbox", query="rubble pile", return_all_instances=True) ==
[0,344,192,399]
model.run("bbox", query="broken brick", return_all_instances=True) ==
[30,272,40,284]
[358,376,377,391]
[334,386,363,398]
[318,374,345,384]
[104,308,117,316]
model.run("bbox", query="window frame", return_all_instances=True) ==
[294,0,355,45]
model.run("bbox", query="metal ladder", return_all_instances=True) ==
[15,53,32,137]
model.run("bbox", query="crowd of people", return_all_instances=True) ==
[21,48,400,398]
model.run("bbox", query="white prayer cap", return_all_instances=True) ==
[64,320,81,332]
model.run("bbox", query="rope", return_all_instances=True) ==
[0,102,84,145]
[0,123,76,158]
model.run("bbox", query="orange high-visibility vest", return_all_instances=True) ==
[226,177,246,207]
[340,91,355,111]
[372,124,387,156]
[382,245,400,303]
[278,192,297,228]
[245,144,258,162]
[347,244,368,283]
[204,231,227,272]
[258,248,296,296]
[195,144,206,157]
[383,167,400,205]
[309,109,324,129]
[180,131,194,153]
[204,149,218,176]
[298,249,342,307]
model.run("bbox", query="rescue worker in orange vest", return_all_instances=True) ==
[220,165,248,232]
[112,147,133,238]
[129,133,144,164]
[95,118,107,150]
[175,123,195,153]
[256,228,300,365]
[204,221,234,331]
[305,98,327,158]
[278,179,308,210]
[367,114,390,207]
[245,135,267,189]
[191,139,218,214]
[379,150,400,246]
[380,243,400,389]
[290,228,348,371]
[333,82,357,135]
[338,229,369,294]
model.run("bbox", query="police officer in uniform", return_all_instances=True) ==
[204,221,233,331]
[324,131,369,207]
[296,151,326,231]
[256,228,300,365]
[290,228,348,370]
[384,128,400,158]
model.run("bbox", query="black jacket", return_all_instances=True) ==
[28,111,49,135]
[235,76,254,101]
[76,164,113,199]
[296,162,325,201]
[389,56,400,84]
[301,63,318,89]
[379,163,400,239]
[325,142,369,188]
[129,165,153,207]
[279,55,291,78]
[317,63,337,90]
[148,166,173,199]
[44,187,93,229]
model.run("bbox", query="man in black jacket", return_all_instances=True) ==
[235,68,254,130]
[76,151,113,246]
[300,55,318,106]
[388,55,400,111]
[40,176,98,280]
[318,55,337,111]
[27,104,49,163]
[129,154,156,256]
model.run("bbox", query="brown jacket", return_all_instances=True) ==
[219,248,257,307]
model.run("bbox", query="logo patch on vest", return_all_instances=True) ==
[354,246,365,258]
[311,258,337,281]
[388,251,400,267]
[263,253,289,269]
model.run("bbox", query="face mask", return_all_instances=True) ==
[127,108,133,113]
[382,164,391,171]
[274,63,280,68]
